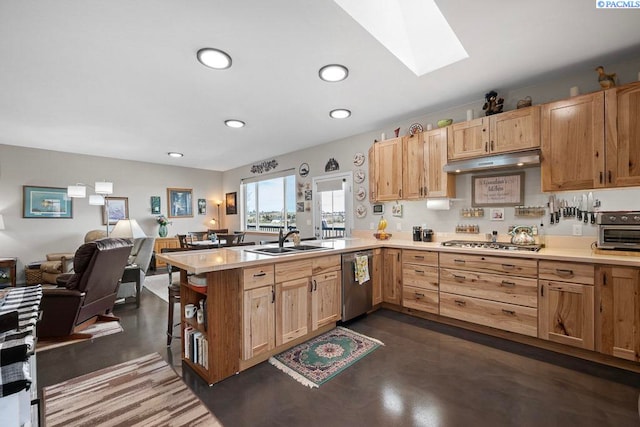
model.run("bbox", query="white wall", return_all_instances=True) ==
[0,145,222,281]
[221,55,640,240]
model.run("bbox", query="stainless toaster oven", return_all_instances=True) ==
[596,211,640,250]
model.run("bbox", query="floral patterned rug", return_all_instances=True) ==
[268,326,383,388]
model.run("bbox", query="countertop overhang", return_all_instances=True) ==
[154,238,640,274]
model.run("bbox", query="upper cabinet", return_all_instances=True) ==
[371,137,403,201]
[605,82,640,188]
[424,127,456,198]
[542,81,640,191]
[448,106,540,161]
[402,133,425,200]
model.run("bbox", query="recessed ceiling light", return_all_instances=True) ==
[329,109,351,119]
[197,48,232,70]
[168,152,184,158]
[225,119,245,128]
[319,64,349,82]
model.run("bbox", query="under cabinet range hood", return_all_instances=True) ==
[443,150,541,173]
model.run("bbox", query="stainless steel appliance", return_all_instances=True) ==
[341,251,373,322]
[597,211,640,250]
[441,240,542,252]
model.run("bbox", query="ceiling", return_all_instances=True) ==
[1,1,640,172]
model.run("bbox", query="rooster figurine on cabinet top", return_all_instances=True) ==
[595,65,616,89]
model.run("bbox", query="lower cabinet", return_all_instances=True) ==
[372,248,383,305]
[596,266,640,361]
[243,284,275,360]
[154,237,180,268]
[276,277,310,346]
[538,261,595,350]
[382,248,402,305]
[402,250,439,314]
[311,270,341,331]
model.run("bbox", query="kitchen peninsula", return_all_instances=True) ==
[156,237,640,385]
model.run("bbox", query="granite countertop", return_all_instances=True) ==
[155,237,640,274]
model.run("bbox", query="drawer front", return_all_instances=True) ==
[440,292,538,337]
[440,268,538,308]
[402,250,438,266]
[275,259,312,282]
[243,265,275,290]
[440,252,537,277]
[402,264,439,291]
[311,255,341,275]
[402,286,438,314]
[538,261,594,285]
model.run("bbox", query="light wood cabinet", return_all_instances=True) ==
[368,145,376,202]
[402,133,425,199]
[424,127,456,198]
[439,252,538,337]
[538,261,595,350]
[382,248,402,305]
[311,270,341,330]
[605,82,640,188]
[596,266,640,362]
[276,277,310,346]
[402,250,439,314]
[448,107,540,161]
[154,237,180,268]
[373,137,403,201]
[541,92,605,191]
[372,248,383,305]
[243,284,275,360]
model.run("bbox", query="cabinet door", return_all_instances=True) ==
[538,280,594,350]
[447,118,488,160]
[311,271,341,330]
[375,138,403,201]
[372,248,383,305]
[382,248,402,305]
[541,92,605,191]
[606,82,640,188]
[489,106,540,154]
[243,286,275,360]
[154,237,180,268]
[424,127,455,198]
[276,277,309,346]
[402,133,425,199]
[596,266,640,361]
[368,145,377,202]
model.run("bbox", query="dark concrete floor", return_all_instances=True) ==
[38,289,640,427]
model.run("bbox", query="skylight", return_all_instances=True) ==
[334,0,468,76]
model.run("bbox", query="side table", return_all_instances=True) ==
[120,265,142,308]
[0,258,17,287]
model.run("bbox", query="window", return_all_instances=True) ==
[243,173,296,233]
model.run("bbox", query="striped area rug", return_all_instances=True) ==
[43,353,221,427]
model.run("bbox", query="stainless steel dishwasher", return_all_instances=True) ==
[341,251,373,322]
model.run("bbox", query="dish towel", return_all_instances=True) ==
[354,255,370,284]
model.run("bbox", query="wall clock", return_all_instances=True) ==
[299,163,309,177]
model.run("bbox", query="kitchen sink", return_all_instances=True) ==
[245,245,329,256]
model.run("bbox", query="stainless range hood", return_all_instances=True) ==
[443,150,540,173]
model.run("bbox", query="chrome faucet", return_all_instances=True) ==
[279,229,300,248]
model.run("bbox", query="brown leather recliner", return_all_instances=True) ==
[37,238,133,339]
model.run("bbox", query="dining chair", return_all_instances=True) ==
[177,234,188,248]
[233,231,246,243]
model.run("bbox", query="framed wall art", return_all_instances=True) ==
[472,172,524,207]
[225,192,237,215]
[167,188,193,218]
[150,196,161,215]
[197,198,206,215]
[23,186,73,218]
[103,197,129,225]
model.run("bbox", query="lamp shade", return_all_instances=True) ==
[0,214,5,230]
[110,219,147,239]
[89,194,105,205]
[67,185,86,198]
[94,181,113,195]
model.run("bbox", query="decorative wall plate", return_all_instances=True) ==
[355,204,367,218]
[353,152,365,166]
[409,123,423,135]
[355,186,366,201]
[298,163,309,177]
[354,169,366,183]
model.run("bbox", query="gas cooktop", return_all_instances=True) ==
[440,240,542,252]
